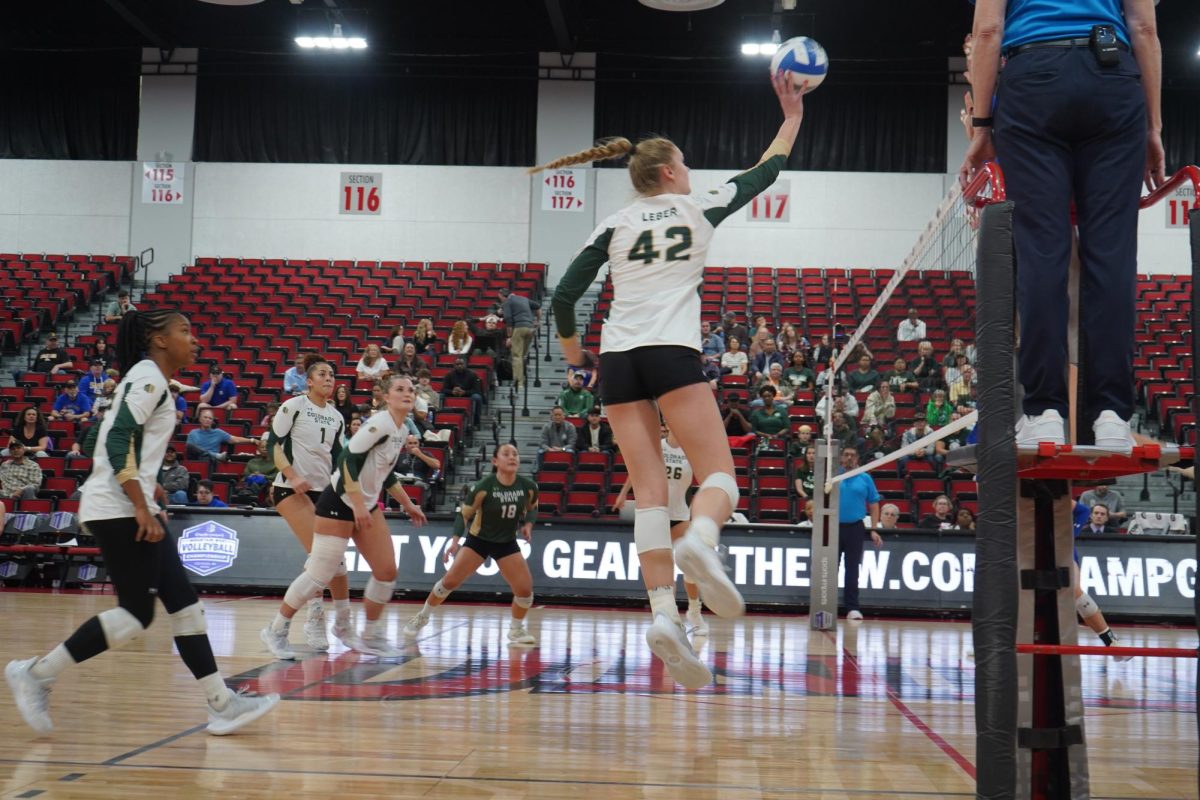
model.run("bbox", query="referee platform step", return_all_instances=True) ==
[946,443,1194,481]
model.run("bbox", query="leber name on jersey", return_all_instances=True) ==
[469,473,538,543]
[270,395,344,490]
[80,359,174,522]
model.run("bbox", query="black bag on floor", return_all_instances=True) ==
[494,356,513,381]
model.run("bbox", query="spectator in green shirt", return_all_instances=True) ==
[749,386,790,444]
[556,372,594,417]
[782,350,816,391]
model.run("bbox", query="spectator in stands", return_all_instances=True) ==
[557,372,594,417]
[333,384,356,425]
[797,499,815,528]
[256,401,279,428]
[751,363,793,408]
[1081,504,1113,534]
[191,479,228,508]
[783,350,816,391]
[0,442,42,500]
[884,356,919,392]
[30,333,73,375]
[845,354,880,394]
[235,437,278,503]
[810,334,834,369]
[747,326,773,361]
[158,446,190,505]
[67,415,102,461]
[790,424,814,458]
[721,393,753,437]
[925,389,952,428]
[776,323,805,357]
[411,318,438,355]
[948,364,977,410]
[446,320,474,356]
[498,286,540,390]
[77,361,106,406]
[954,508,976,531]
[898,417,938,475]
[701,320,725,360]
[441,357,484,427]
[394,434,440,491]
[943,339,970,371]
[88,335,113,371]
[91,379,117,417]
[355,344,391,381]
[414,369,440,411]
[861,383,896,430]
[896,308,927,343]
[103,290,136,323]
[283,353,308,396]
[581,407,614,453]
[830,410,863,452]
[721,311,750,352]
[536,406,576,471]
[366,381,387,415]
[186,408,254,463]
[1077,484,1127,528]
[394,343,427,377]
[909,340,941,390]
[879,503,902,530]
[793,446,816,499]
[749,386,789,445]
[50,380,92,424]
[566,350,599,394]
[816,384,859,424]
[750,338,786,383]
[5,407,50,458]
[198,364,239,412]
[943,352,969,388]
[168,384,188,424]
[918,495,956,530]
[836,447,882,621]
[701,357,722,390]
[720,336,749,376]
[934,412,971,470]
[381,324,405,355]
[861,424,895,462]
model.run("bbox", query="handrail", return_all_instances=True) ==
[964,161,1007,208]
[1139,165,1200,210]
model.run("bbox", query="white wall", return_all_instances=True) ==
[0,160,131,256]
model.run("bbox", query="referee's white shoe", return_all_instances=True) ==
[6,658,54,734]
[674,532,745,618]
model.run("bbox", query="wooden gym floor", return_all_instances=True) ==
[0,591,1195,799]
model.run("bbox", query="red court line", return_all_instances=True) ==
[1018,644,1197,658]
[826,631,977,781]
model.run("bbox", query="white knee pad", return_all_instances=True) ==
[168,602,207,637]
[364,577,396,605]
[285,534,346,609]
[432,579,453,599]
[1076,591,1100,619]
[335,558,348,578]
[514,594,534,609]
[634,506,672,554]
[698,472,740,510]
[98,607,146,648]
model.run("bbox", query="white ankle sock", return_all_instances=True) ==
[688,598,701,613]
[333,599,351,621]
[648,586,681,623]
[269,612,290,634]
[200,673,232,710]
[421,600,436,617]
[363,617,380,637]
[31,644,75,680]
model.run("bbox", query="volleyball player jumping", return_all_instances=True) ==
[539,72,806,688]
[6,309,279,735]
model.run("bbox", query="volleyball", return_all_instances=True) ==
[770,36,828,93]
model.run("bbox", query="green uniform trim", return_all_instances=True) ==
[105,383,167,484]
[466,473,539,543]
[267,408,298,474]
[552,228,613,339]
[702,154,787,228]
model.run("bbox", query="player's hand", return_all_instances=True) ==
[870,531,883,549]
[134,506,164,543]
[290,477,313,495]
[443,537,460,564]
[772,70,806,119]
[406,506,428,527]
[352,503,373,532]
[520,522,533,542]
[958,129,996,189]
[1145,130,1166,193]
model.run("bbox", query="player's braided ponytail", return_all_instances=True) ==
[527,137,634,174]
[115,307,182,369]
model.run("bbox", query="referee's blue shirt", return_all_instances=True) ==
[1002,0,1130,49]
[838,470,880,524]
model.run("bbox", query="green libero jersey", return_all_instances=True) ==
[467,473,539,543]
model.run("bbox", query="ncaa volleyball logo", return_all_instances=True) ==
[178,521,240,577]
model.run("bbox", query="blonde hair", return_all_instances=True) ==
[414,319,433,341]
[529,136,679,195]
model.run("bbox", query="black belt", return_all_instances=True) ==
[1004,37,1129,58]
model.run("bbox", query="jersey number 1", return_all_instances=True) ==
[628,227,692,264]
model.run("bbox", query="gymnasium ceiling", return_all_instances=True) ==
[3,0,1199,85]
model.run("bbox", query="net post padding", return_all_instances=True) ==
[808,438,841,630]
[972,199,1019,800]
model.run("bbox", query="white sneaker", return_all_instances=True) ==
[645,614,712,690]
[686,606,709,637]
[673,533,745,618]
[1093,410,1136,450]
[1015,409,1066,446]
[847,610,864,622]
[259,627,297,661]
[352,630,402,657]
[331,618,353,648]
[5,658,53,734]
[507,623,537,646]
[206,690,280,736]
[403,612,430,640]
[304,603,330,652]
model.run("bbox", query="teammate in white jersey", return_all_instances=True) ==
[613,424,708,636]
[6,309,279,736]
[266,352,348,654]
[263,374,427,659]
[539,72,805,688]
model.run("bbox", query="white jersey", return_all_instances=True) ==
[663,439,693,522]
[80,359,174,522]
[270,394,344,490]
[331,408,406,507]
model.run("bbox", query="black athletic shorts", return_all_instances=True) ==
[314,487,356,521]
[599,345,708,406]
[462,535,522,561]
[271,486,323,506]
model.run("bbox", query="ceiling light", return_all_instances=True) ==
[294,36,314,48]
[312,36,330,48]
[348,37,367,49]
[760,43,778,55]
[741,43,761,56]
[295,22,367,50]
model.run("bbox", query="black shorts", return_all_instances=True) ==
[599,345,707,406]
[271,486,324,506]
[462,535,522,561]
[314,487,356,521]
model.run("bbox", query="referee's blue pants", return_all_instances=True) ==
[994,45,1146,421]
[838,520,866,613]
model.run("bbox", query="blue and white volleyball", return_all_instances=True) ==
[770,37,828,93]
